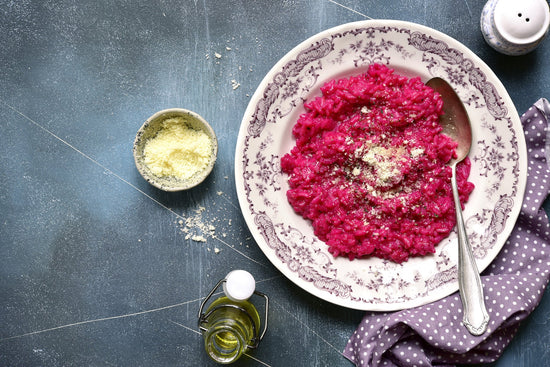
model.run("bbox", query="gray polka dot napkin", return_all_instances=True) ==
[344,99,550,367]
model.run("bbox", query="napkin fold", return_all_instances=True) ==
[344,99,550,367]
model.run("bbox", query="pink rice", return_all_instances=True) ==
[281,64,474,263]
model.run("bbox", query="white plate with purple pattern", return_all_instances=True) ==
[235,20,527,311]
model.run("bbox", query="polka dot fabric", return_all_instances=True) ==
[344,99,550,367]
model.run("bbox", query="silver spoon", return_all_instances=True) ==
[426,77,490,336]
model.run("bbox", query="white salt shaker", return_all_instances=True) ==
[481,0,550,55]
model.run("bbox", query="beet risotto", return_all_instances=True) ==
[281,64,474,263]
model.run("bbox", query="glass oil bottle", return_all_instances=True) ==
[198,270,269,364]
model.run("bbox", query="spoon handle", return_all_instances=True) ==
[452,165,490,336]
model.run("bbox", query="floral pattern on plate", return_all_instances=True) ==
[235,20,527,311]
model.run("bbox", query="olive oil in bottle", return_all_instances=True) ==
[198,270,269,364]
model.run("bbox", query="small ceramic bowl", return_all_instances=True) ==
[133,108,218,191]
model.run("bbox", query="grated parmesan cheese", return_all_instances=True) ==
[410,147,425,158]
[143,117,213,180]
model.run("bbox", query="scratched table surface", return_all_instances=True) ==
[1,1,549,366]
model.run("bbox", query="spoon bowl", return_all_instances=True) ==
[427,77,473,164]
[427,77,490,336]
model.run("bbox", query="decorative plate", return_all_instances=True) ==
[235,20,527,310]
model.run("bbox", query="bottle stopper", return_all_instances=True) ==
[481,0,550,55]
[223,270,256,302]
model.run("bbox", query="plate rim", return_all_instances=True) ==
[235,19,527,310]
